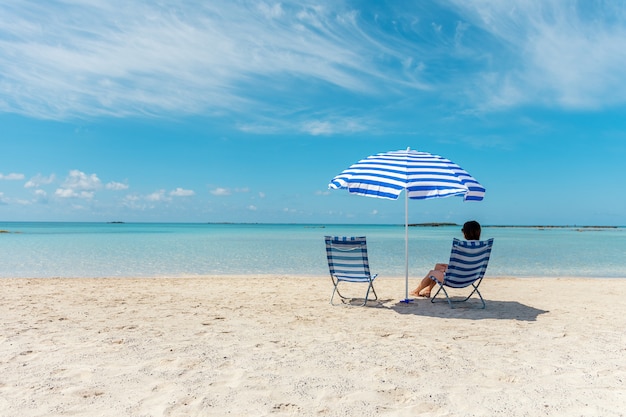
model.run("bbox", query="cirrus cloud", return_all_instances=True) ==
[0,173,25,180]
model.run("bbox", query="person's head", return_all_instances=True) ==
[462,220,481,240]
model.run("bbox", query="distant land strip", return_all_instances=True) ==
[408,223,619,229]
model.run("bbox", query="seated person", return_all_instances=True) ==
[409,220,482,298]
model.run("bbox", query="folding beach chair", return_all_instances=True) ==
[324,236,378,306]
[431,238,494,309]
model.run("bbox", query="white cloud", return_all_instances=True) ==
[0,173,25,180]
[1,1,624,124]
[300,118,369,136]
[54,188,76,198]
[146,190,168,202]
[54,188,94,199]
[25,174,55,188]
[63,170,102,191]
[247,205,257,211]
[210,187,231,196]
[0,2,430,121]
[170,187,195,197]
[448,1,626,110]
[33,189,48,203]
[124,194,141,202]
[54,170,101,199]
[106,181,129,191]
[258,192,266,198]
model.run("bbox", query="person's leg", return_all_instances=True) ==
[409,269,443,297]
[418,278,437,298]
[409,275,432,297]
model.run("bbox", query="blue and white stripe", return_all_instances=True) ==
[444,238,494,288]
[324,236,373,282]
[325,236,379,305]
[328,148,485,201]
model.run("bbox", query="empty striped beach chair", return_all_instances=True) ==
[431,238,494,309]
[324,236,378,306]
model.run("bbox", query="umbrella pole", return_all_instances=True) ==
[401,189,413,303]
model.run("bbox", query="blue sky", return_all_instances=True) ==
[1,1,626,225]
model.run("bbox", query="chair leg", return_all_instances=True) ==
[368,281,378,301]
[431,284,454,308]
[470,285,486,309]
[330,284,340,305]
[331,280,378,306]
[330,278,347,305]
[431,283,485,309]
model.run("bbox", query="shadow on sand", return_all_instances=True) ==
[386,298,549,322]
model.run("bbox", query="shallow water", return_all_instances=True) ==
[0,222,625,278]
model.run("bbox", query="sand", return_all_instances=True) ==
[1,276,625,417]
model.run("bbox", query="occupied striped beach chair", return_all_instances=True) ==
[431,238,494,309]
[324,236,378,306]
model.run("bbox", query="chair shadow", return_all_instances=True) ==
[386,298,549,322]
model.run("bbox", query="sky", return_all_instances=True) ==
[1,0,626,226]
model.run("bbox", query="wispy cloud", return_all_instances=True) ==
[170,188,195,197]
[0,173,25,180]
[106,181,129,191]
[33,189,48,203]
[55,189,95,199]
[210,187,231,196]
[0,1,430,121]
[146,190,169,202]
[448,1,626,110]
[300,117,370,135]
[25,174,56,188]
[117,188,194,211]
[1,1,624,126]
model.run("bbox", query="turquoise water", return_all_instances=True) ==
[0,222,625,278]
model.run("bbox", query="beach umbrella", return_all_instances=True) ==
[328,148,485,303]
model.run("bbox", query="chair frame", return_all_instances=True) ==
[431,238,494,309]
[324,236,378,306]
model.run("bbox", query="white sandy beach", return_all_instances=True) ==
[1,276,625,416]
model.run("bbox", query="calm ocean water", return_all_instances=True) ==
[0,222,625,279]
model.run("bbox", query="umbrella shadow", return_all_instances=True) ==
[386,299,549,321]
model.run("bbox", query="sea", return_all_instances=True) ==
[0,222,625,279]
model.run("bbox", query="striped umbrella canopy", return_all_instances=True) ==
[328,148,485,302]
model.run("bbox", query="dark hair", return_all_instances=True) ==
[462,220,481,240]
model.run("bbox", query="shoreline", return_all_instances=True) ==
[2,274,625,280]
[2,276,625,416]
